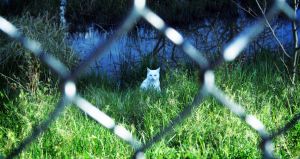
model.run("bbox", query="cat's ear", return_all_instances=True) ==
[147,67,150,72]
[157,67,160,72]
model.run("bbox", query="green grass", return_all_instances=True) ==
[0,14,77,97]
[0,55,300,158]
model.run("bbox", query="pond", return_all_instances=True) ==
[67,18,296,79]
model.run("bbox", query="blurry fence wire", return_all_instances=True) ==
[0,0,299,158]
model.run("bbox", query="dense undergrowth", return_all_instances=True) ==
[0,53,299,158]
[0,14,77,97]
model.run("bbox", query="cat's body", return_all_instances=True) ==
[140,67,161,92]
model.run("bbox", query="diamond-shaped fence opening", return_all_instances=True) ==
[0,0,299,158]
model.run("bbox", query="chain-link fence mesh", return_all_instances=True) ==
[0,0,299,158]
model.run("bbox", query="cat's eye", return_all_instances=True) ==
[154,75,157,76]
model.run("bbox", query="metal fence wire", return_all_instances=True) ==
[0,0,300,158]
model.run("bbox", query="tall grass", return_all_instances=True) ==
[0,53,299,158]
[0,14,77,96]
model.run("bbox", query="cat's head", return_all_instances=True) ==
[147,67,160,81]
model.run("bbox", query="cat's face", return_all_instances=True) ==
[147,67,160,81]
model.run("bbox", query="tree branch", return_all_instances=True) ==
[255,0,291,58]
[231,0,258,18]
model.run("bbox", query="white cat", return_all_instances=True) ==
[140,67,161,92]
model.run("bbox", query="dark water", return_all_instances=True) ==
[67,18,298,79]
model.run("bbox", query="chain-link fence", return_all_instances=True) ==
[0,0,299,158]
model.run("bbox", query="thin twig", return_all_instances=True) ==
[231,0,258,18]
[255,0,291,59]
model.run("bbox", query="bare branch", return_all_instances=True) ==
[231,0,258,18]
[255,0,291,58]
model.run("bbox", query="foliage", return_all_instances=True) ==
[0,0,239,31]
[0,0,60,18]
[0,55,299,158]
[0,14,77,96]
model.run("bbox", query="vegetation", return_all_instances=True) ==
[0,50,300,158]
[0,0,240,31]
[0,14,77,97]
[0,3,299,158]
